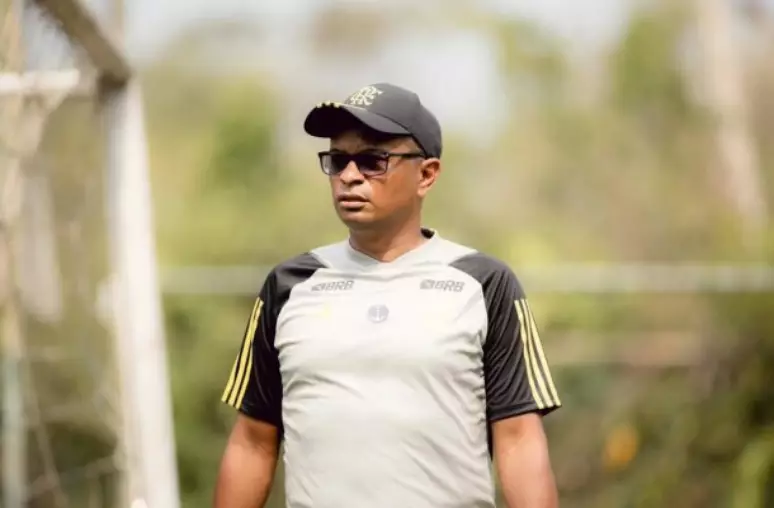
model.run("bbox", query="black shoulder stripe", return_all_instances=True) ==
[270,252,327,313]
[449,252,525,299]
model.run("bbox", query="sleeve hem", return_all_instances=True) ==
[236,406,283,428]
[488,401,561,422]
[221,398,283,428]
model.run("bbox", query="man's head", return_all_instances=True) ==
[303,84,442,231]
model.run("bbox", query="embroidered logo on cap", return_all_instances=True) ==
[346,86,383,107]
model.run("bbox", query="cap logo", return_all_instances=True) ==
[346,85,383,107]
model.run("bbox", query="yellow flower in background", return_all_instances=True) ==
[603,423,640,472]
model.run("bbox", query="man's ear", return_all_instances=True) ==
[417,158,441,198]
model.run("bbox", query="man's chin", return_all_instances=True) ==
[336,209,379,229]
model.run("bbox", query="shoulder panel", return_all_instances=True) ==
[449,251,526,299]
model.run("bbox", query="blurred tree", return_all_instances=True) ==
[207,79,279,190]
[308,4,400,60]
[115,3,774,508]
[18,1,774,506]
[445,3,774,507]
[611,2,692,137]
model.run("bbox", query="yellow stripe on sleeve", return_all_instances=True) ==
[221,354,240,405]
[222,297,262,407]
[517,299,551,409]
[235,300,262,407]
[525,300,561,407]
[514,300,546,409]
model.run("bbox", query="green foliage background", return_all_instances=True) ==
[9,1,774,507]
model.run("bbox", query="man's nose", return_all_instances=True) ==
[338,160,364,184]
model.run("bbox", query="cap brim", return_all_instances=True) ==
[303,103,410,138]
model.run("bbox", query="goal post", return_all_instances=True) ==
[102,78,181,508]
[0,1,180,507]
[31,0,130,83]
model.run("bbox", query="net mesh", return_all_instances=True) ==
[1,1,123,506]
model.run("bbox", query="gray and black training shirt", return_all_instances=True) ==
[222,229,561,508]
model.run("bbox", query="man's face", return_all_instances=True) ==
[325,129,440,230]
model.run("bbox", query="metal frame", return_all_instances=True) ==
[157,263,773,369]
[102,79,181,508]
[0,70,89,96]
[31,0,130,83]
[1,1,180,507]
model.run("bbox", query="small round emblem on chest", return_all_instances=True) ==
[367,304,389,323]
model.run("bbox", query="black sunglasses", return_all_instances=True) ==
[318,150,426,177]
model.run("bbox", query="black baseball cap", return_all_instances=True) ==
[303,83,443,158]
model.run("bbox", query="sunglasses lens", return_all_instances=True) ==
[330,154,352,174]
[353,153,386,175]
[320,153,347,175]
[320,152,388,175]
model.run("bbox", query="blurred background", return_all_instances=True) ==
[2,0,774,507]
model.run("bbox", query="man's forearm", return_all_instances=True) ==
[214,440,276,508]
[496,432,559,508]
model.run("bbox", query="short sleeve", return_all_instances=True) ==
[221,271,283,430]
[481,265,561,422]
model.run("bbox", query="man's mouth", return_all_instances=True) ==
[336,194,368,206]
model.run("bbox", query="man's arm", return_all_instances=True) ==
[214,415,279,508]
[215,274,284,508]
[493,413,558,508]
[466,257,561,507]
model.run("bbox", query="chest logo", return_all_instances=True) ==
[420,279,465,292]
[312,280,354,292]
[367,304,389,323]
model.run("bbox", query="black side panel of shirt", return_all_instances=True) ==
[235,252,326,432]
[450,252,560,420]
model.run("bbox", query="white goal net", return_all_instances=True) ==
[1,1,178,507]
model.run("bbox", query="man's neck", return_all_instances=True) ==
[348,221,428,263]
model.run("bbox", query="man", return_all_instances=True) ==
[214,83,561,508]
